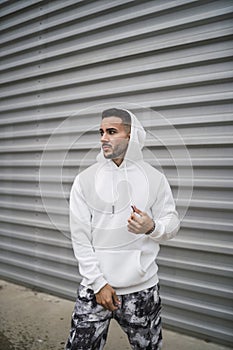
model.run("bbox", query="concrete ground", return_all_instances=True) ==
[0,280,231,350]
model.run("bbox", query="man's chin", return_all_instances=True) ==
[103,153,113,159]
[103,150,115,159]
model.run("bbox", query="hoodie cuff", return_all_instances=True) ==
[92,277,108,294]
[149,220,165,240]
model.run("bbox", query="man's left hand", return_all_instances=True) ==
[127,205,154,234]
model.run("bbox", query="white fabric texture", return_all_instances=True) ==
[70,110,180,294]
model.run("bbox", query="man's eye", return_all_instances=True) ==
[109,130,116,135]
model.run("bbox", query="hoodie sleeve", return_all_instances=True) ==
[150,174,180,242]
[70,176,108,293]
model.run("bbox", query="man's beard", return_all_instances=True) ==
[102,141,129,160]
[104,152,117,159]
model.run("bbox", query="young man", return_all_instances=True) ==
[66,108,180,350]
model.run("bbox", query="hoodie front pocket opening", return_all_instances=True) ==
[96,249,146,288]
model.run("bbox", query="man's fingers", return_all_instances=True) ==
[128,207,154,234]
[128,219,141,230]
[128,220,141,234]
[100,297,117,311]
[132,205,143,216]
[113,292,120,306]
[129,214,144,227]
[103,298,116,311]
[95,284,119,311]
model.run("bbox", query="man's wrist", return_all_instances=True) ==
[145,219,156,235]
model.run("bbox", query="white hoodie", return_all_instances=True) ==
[70,110,180,295]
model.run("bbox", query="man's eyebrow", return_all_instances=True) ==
[106,127,118,131]
[99,127,118,132]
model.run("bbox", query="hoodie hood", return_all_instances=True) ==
[96,109,146,163]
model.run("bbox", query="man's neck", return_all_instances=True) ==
[112,158,124,167]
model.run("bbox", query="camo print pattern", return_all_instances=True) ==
[65,284,162,350]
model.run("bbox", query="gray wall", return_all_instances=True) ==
[0,0,232,346]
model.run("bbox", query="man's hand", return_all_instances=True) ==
[128,205,154,234]
[95,284,120,311]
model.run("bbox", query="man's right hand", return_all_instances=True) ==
[95,284,120,311]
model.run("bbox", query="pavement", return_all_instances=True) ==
[0,280,231,350]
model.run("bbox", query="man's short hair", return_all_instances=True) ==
[102,108,131,130]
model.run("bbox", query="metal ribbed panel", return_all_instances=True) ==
[0,0,232,346]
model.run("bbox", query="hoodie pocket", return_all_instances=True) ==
[95,249,146,288]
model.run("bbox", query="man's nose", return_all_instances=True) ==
[101,132,109,142]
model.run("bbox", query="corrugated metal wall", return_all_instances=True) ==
[0,0,232,346]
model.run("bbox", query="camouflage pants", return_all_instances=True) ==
[65,284,162,350]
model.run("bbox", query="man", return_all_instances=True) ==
[66,108,180,350]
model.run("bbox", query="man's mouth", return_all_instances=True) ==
[102,144,112,150]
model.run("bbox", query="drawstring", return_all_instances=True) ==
[110,161,132,216]
[111,162,116,216]
[124,160,133,210]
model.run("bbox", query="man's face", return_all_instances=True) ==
[99,116,130,165]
